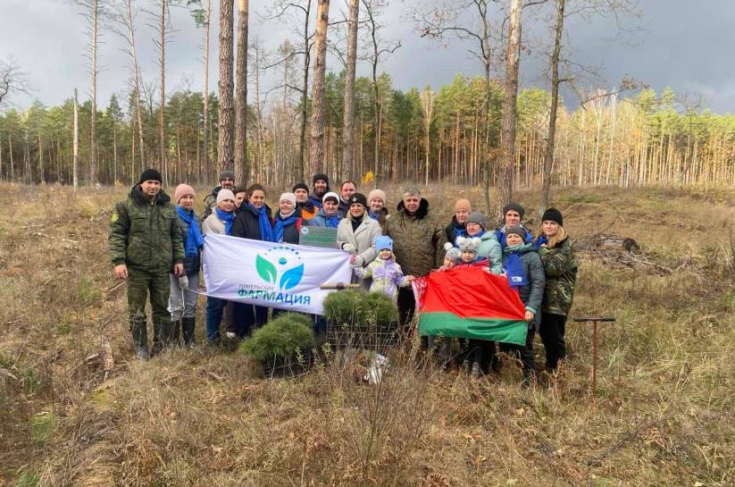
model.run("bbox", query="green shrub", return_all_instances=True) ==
[241,313,315,361]
[323,290,398,326]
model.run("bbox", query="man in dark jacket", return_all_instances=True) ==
[384,187,445,326]
[109,169,185,360]
[309,173,330,209]
[338,180,357,217]
[202,169,236,221]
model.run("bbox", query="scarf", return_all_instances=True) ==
[533,234,548,250]
[176,206,204,257]
[215,208,235,236]
[322,212,341,228]
[350,214,364,232]
[452,222,468,246]
[368,210,381,221]
[274,211,298,243]
[250,203,275,242]
[504,244,528,287]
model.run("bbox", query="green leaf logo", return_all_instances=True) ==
[256,254,277,284]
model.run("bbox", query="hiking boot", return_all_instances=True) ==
[131,321,150,361]
[182,317,196,348]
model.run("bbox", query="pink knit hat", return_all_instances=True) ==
[174,184,195,204]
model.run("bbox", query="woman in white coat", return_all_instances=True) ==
[337,193,382,288]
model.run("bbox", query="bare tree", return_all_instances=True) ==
[77,0,108,184]
[234,0,249,185]
[309,0,331,174]
[496,0,524,218]
[420,88,434,186]
[185,0,212,182]
[113,0,146,170]
[73,88,79,190]
[362,0,400,186]
[414,0,501,209]
[147,0,174,183]
[0,59,31,107]
[341,0,360,181]
[261,0,314,182]
[218,0,235,172]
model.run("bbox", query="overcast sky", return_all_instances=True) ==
[2,0,734,113]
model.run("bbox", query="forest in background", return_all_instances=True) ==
[1,0,734,195]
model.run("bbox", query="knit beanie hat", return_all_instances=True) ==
[322,191,339,204]
[503,202,525,219]
[443,242,461,262]
[219,170,235,181]
[279,192,297,206]
[375,236,393,252]
[312,173,329,185]
[174,184,195,204]
[216,189,236,204]
[454,199,472,213]
[457,236,481,254]
[348,193,368,208]
[138,168,162,184]
[368,189,386,204]
[541,207,563,226]
[506,226,527,243]
[292,182,309,193]
[466,211,487,229]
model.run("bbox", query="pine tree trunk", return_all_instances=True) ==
[234,0,248,186]
[202,0,211,181]
[538,0,564,217]
[159,0,168,183]
[90,0,99,185]
[309,0,330,175]
[298,0,313,183]
[496,0,523,220]
[218,0,235,173]
[341,0,359,181]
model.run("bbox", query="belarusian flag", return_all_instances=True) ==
[418,267,527,345]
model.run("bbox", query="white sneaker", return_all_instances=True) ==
[226,332,237,339]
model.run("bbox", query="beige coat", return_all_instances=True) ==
[337,216,382,267]
[202,212,228,235]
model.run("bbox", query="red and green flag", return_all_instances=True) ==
[417,267,527,345]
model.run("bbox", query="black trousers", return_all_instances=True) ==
[397,287,416,331]
[499,328,536,377]
[539,312,567,370]
[227,302,268,337]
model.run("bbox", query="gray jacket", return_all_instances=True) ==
[502,243,545,329]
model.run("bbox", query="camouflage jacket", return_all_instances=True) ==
[539,237,577,316]
[201,186,223,222]
[109,186,185,272]
[384,199,446,277]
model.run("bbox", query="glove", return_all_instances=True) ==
[342,243,356,254]
[179,275,189,290]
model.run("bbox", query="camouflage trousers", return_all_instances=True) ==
[127,268,174,352]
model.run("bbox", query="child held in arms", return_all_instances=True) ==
[353,236,414,301]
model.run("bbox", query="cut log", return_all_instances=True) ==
[576,233,640,253]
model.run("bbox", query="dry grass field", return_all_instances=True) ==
[0,182,733,487]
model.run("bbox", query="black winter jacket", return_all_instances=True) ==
[232,204,273,241]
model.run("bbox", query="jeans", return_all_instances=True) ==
[206,297,227,342]
[168,273,200,321]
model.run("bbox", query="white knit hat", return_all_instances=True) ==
[216,189,236,204]
[279,192,297,206]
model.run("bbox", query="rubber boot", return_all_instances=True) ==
[172,316,181,347]
[131,321,150,361]
[182,317,196,348]
[151,321,175,355]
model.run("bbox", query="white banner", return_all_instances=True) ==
[202,234,353,315]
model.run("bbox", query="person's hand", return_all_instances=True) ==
[349,255,357,264]
[525,310,535,322]
[179,275,189,290]
[173,263,184,277]
[406,275,415,282]
[114,264,128,280]
[342,243,356,254]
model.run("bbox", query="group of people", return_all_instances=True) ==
[110,168,577,382]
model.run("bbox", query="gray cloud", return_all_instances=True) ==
[2,0,733,113]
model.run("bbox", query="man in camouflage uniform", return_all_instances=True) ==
[201,169,236,221]
[109,169,185,360]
